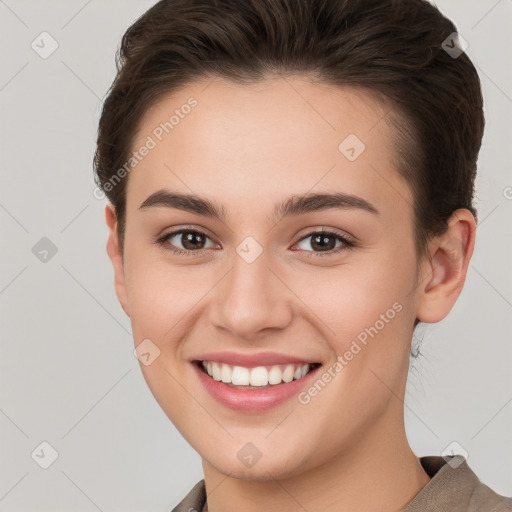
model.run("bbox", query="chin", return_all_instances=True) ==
[199,439,316,482]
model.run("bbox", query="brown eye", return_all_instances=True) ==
[177,231,207,250]
[295,230,354,257]
[156,229,217,254]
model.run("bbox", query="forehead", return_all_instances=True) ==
[126,75,413,223]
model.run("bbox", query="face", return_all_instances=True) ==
[107,76,427,480]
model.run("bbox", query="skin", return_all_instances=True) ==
[105,75,476,512]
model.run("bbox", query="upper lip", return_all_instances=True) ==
[191,351,319,368]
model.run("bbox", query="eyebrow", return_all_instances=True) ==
[138,188,379,223]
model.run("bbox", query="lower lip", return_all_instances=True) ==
[192,362,321,413]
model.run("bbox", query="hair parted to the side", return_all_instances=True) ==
[93,0,484,257]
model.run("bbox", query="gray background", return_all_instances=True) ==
[1,0,511,510]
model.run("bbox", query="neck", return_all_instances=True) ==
[201,415,430,512]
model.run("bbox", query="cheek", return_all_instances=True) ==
[285,251,417,415]
[123,249,210,339]
[124,238,418,364]
[123,256,206,429]
[289,254,416,347]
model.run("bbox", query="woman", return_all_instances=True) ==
[94,0,512,510]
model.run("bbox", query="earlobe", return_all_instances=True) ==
[416,209,476,323]
[105,203,130,317]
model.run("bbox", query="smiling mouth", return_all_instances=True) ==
[195,360,322,389]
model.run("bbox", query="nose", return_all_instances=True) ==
[210,248,294,341]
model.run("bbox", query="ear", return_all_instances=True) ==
[105,203,130,317]
[416,208,476,323]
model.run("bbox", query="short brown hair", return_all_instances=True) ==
[93,0,484,256]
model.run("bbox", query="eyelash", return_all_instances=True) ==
[154,227,355,258]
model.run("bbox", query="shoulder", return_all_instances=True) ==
[404,455,512,512]
[170,457,512,512]
[170,479,206,512]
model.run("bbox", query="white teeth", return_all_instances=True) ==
[220,363,232,383]
[211,362,222,381]
[282,364,294,383]
[249,366,269,386]
[268,365,282,385]
[231,366,250,385]
[201,361,313,387]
